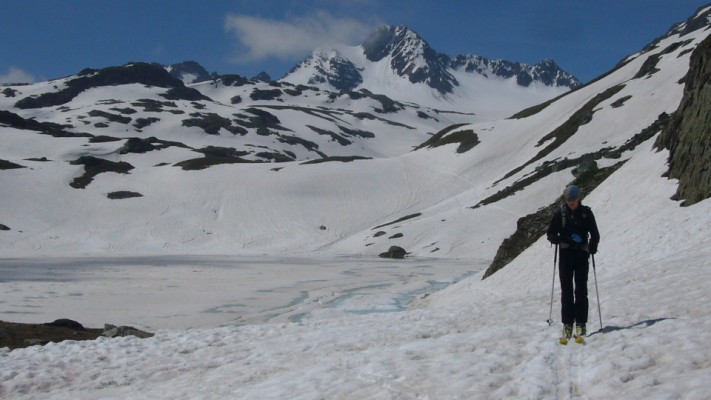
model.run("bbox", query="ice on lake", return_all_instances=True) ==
[0,255,485,330]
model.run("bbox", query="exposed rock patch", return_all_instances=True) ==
[414,124,479,153]
[0,320,154,350]
[0,110,90,138]
[373,213,423,229]
[0,159,25,170]
[300,155,371,165]
[0,320,103,350]
[102,324,154,339]
[655,34,711,206]
[15,63,208,109]
[174,146,255,170]
[107,191,143,200]
[379,246,408,259]
[119,137,191,154]
[69,156,135,189]
[182,112,248,135]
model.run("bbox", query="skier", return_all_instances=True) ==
[547,185,600,343]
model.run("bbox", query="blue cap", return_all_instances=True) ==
[564,185,581,201]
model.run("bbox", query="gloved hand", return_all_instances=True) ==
[548,236,560,245]
[588,243,597,254]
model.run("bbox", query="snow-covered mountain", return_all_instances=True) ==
[0,63,470,165]
[2,5,711,399]
[0,6,709,272]
[283,24,580,113]
[0,6,709,261]
[0,25,577,170]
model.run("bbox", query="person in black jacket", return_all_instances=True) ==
[547,185,600,340]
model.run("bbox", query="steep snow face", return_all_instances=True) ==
[361,25,456,93]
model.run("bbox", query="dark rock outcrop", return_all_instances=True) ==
[0,110,90,138]
[44,318,85,329]
[0,320,104,350]
[174,146,255,170]
[655,34,711,206]
[107,191,143,200]
[69,156,134,189]
[167,60,212,84]
[119,137,191,154]
[0,320,154,350]
[0,159,25,170]
[15,63,209,109]
[379,246,408,259]
[102,324,154,338]
[414,124,479,153]
[252,71,273,82]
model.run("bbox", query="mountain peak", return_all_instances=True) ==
[450,55,581,88]
[361,25,428,62]
[285,47,363,91]
[166,61,212,84]
[284,24,579,97]
[251,71,273,82]
[530,59,581,88]
[667,4,711,37]
[360,24,457,93]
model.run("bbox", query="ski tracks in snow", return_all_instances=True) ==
[552,340,587,399]
[496,325,590,400]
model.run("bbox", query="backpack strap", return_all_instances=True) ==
[581,205,589,220]
[560,204,567,229]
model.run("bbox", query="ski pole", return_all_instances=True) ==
[592,254,603,332]
[547,244,558,326]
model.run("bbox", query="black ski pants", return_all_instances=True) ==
[559,248,589,325]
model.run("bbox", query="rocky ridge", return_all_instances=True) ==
[285,24,581,95]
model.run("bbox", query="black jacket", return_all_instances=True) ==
[547,203,600,253]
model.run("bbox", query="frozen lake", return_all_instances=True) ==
[0,255,485,330]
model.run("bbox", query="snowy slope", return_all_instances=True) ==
[1,143,709,399]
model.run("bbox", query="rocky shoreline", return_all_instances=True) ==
[0,320,153,351]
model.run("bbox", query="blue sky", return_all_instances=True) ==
[1,1,707,85]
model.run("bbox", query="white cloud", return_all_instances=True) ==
[0,66,36,84]
[224,11,376,63]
